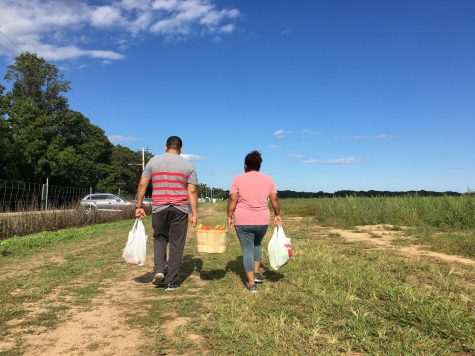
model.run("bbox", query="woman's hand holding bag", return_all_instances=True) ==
[267,225,292,270]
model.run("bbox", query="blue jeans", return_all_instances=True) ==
[235,225,268,273]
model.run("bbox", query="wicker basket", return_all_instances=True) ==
[196,229,227,253]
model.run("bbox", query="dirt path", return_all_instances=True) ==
[21,273,150,355]
[1,225,210,355]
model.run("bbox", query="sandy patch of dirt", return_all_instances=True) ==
[162,314,190,337]
[283,216,305,222]
[1,267,153,355]
[399,246,475,266]
[324,225,475,266]
[22,298,144,355]
[48,256,67,265]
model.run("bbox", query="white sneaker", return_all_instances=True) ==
[152,272,165,285]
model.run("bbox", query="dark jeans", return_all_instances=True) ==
[235,225,268,273]
[152,206,189,285]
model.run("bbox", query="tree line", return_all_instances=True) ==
[278,190,466,199]
[0,52,152,197]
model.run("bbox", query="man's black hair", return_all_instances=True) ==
[245,150,262,171]
[166,136,183,150]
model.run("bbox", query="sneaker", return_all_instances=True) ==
[254,273,264,283]
[152,272,165,286]
[165,283,179,292]
[245,283,257,293]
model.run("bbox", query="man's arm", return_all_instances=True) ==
[187,184,198,227]
[135,177,150,218]
[227,192,238,228]
[269,192,282,225]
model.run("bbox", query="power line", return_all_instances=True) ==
[0,41,17,57]
[0,29,22,51]
[0,28,110,128]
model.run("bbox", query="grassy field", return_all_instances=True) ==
[281,195,475,230]
[0,199,474,355]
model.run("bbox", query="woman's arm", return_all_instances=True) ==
[269,192,282,225]
[227,192,238,228]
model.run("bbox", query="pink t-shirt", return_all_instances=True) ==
[230,171,277,226]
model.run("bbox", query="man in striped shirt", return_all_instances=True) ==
[135,136,198,291]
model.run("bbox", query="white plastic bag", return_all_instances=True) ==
[122,218,147,266]
[267,225,292,270]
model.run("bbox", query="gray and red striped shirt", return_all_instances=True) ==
[142,152,198,214]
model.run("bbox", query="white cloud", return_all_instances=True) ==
[287,153,304,159]
[335,134,390,141]
[219,24,235,33]
[302,129,323,137]
[0,0,240,61]
[91,6,123,27]
[269,144,280,149]
[150,0,239,38]
[181,153,206,161]
[120,0,152,11]
[273,129,290,138]
[302,157,364,165]
[152,0,179,11]
[108,135,139,144]
[281,29,292,36]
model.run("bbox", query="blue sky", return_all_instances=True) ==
[0,0,474,192]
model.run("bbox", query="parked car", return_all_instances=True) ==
[142,197,152,207]
[79,193,135,213]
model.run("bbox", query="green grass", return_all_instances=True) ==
[281,195,475,230]
[1,202,474,355]
[409,228,475,257]
[190,218,475,354]
[280,196,475,257]
[0,218,135,257]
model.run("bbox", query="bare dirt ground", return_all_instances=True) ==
[283,217,475,266]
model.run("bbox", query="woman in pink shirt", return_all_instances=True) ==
[227,151,282,292]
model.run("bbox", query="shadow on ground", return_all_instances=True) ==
[133,254,284,286]
[133,255,204,285]
[225,255,285,283]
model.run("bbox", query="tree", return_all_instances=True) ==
[5,52,70,116]
[97,146,154,197]
[2,52,113,187]
[0,85,11,178]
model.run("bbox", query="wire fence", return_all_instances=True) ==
[0,179,91,212]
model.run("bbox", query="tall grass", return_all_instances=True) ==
[281,195,475,230]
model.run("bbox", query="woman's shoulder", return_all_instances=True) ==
[255,171,274,181]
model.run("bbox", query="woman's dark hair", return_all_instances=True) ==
[245,150,262,171]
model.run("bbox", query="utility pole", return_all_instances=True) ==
[142,147,145,170]
[128,147,146,171]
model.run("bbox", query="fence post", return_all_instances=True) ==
[41,183,45,210]
[45,178,49,210]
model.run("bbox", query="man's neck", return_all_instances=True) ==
[166,149,180,155]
